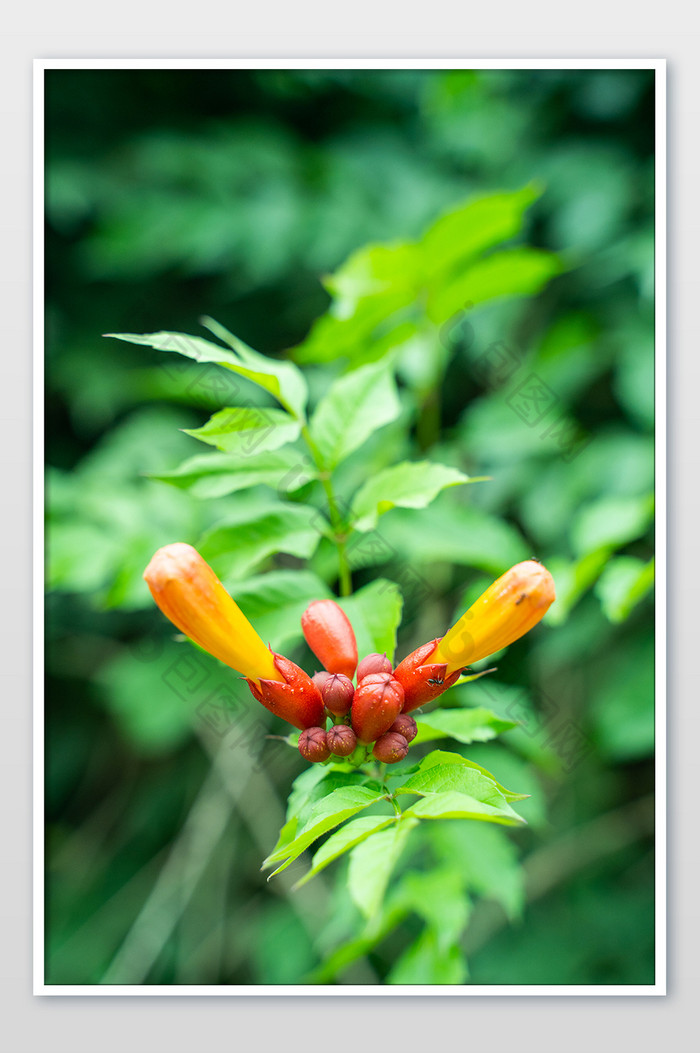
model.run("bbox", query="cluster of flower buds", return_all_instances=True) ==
[144,545,555,766]
[299,597,415,762]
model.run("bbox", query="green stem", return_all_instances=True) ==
[415,319,450,452]
[300,424,353,596]
[416,386,441,452]
[387,792,402,818]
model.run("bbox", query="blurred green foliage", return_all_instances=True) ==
[45,67,655,986]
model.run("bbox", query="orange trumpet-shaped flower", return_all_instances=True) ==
[434,560,556,674]
[143,543,281,685]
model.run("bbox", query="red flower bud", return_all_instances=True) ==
[351,672,404,744]
[298,727,330,763]
[392,639,462,713]
[372,732,409,764]
[312,670,333,691]
[326,724,357,757]
[321,673,355,716]
[356,652,393,681]
[301,599,358,678]
[388,713,418,743]
[247,653,325,730]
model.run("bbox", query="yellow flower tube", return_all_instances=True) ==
[143,543,282,685]
[433,560,556,674]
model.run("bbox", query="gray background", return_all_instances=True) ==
[2,8,697,1051]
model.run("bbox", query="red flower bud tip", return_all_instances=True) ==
[326,724,357,757]
[312,670,333,691]
[388,713,418,743]
[372,732,409,764]
[301,599,358,678]
[298,727,331,763]
[321,673,355,716]
[393,639,462,713]
[356,652,393,681]
[351,672,405,745]
[247,653,325,731]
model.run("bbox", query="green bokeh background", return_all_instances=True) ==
[45,68,656,985]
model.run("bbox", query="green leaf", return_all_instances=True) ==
[428,821,524,919]
[396,752,523,813]
[151,447,308,499]
[200,316,309,418]
[427,247,562,324]
[322,241,420,309]
[286,766,369,827]
[590,640,655,762]
[305,901,408,984]
[571,493,654,556]
[350,460,472,531]
[455,681,560,774]
[93,641,220,755]
[46,408,202,608]
[335,579,403,662]
[182,405,301,455]
[285,765,333,822]
[387,928,468,985]
[262,786,387,875]
[198,503,322,580]
[545,549,613,625]
[294,293,415,367]
[413,707,518,747]
[420,185,541,277]
[403,790,525,827]
[391,868,472,952]
[106,329,308,417]
[347,818,418,920]
[252,903,316,985]
[308,359,401,469]
[460,743,546,828]
[294,189,543,371]
[293,815,395,889]
[233,570,332,653]
[308,867,471,984]
[352,501,529,576]
[595,556,655,622]
[400,749,529,805]
[294,242,418,368]
[265,816,299,862]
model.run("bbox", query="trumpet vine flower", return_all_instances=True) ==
[143,546,555,756]
[144,544,325,729]
[434,560,556,673]
[144,543,281,684]
[395,561,555,712]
